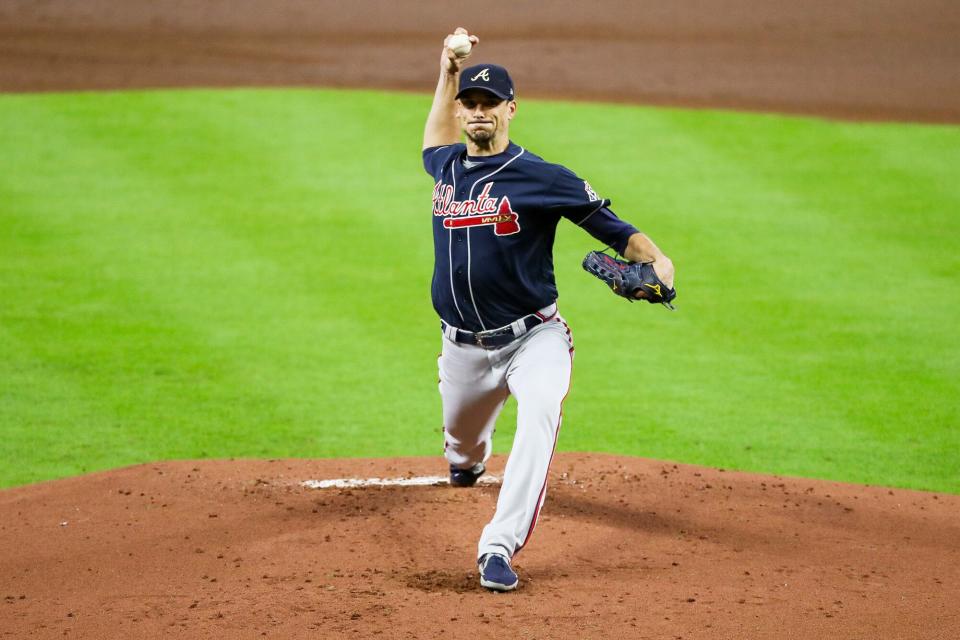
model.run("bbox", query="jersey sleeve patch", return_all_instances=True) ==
[544,166,611,220]
[583,180,600,202]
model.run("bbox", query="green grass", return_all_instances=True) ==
[1,89,958,492]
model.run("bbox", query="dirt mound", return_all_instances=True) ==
[3,0,960,121]
[1,454,957,639]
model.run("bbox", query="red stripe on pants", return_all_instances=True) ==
[516,320,574,554]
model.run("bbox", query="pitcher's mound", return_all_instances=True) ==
[1,454,957,639]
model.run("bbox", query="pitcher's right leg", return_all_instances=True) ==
[438,337,509,471]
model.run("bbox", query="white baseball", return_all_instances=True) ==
[448,33,473,58]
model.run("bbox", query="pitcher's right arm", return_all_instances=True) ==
[423,28,478,150]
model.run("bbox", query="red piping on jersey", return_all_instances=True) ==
[515,319,574,556]
[535,308,558,322]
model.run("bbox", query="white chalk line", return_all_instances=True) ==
[301,475,501,489]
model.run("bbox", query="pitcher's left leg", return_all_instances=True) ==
[477,318,573,560]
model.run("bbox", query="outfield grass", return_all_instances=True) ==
[1,89,958,492]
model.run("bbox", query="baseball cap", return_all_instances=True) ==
[456,64,515,101]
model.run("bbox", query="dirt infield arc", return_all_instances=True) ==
[1,455,958,639]
[2,0,960,122]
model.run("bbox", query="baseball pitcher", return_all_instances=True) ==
[422,27,676,591]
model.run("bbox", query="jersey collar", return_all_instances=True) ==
[462,141,522,168]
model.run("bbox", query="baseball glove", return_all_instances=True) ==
[582,250,676,309]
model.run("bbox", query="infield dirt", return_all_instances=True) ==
[2,0,960,122]
[2,1,959,638]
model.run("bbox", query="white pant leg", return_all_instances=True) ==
[439,336,510,469]
[477,317,574,559]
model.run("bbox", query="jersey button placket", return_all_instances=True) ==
[451,180,478,328]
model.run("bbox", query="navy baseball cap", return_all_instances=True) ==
[456,64,515,101]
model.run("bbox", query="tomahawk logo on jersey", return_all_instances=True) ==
[433,182,521,236]
[423,141,639,332]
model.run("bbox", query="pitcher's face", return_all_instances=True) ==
[456,89,516,148]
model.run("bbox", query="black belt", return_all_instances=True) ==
[441,304,557,350]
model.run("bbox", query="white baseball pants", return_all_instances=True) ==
[438,313,574,560]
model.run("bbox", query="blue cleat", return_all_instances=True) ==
[478,553,519,591]
[449,463,485,488]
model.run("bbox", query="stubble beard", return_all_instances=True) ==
[466,127,496,151]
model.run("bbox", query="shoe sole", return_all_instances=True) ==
[480,576,518,592]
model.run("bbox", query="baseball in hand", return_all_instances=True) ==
[448,33,473,57]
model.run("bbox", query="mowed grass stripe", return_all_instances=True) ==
[1,90,443,484]
[513,102,960,489]
[528,105,960,482]
[659,109,960,484]
[1,96,330,474]
[1,89,957,491]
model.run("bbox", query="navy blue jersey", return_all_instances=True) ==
[424,141,639,332]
